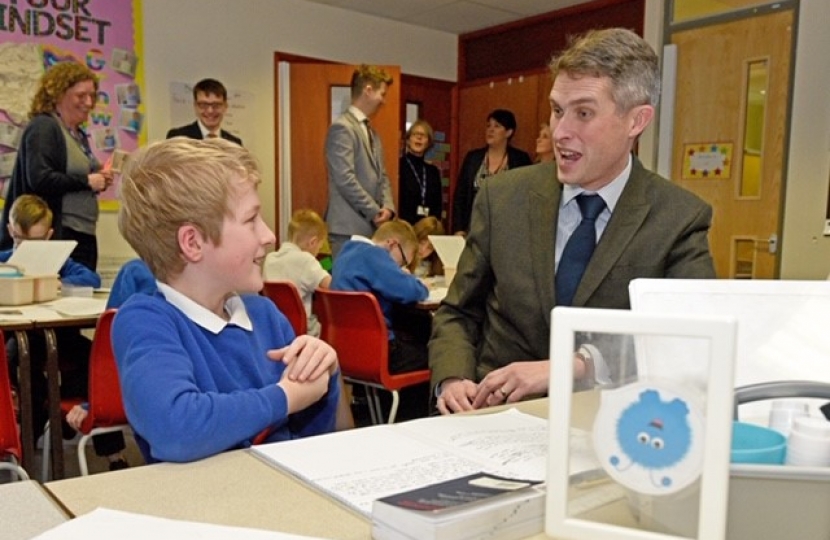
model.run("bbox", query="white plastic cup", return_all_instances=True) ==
[785,416,830,467]
[768,400,809,436]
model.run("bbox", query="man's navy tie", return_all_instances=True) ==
[555,194,606,306]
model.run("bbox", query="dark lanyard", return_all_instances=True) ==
[405,156,428,206]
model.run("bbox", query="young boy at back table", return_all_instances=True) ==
[2,194,131,469]
[262,209,331,337]
[113,137,340,463]
[332,220,429,374]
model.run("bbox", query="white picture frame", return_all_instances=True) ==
[546,307,737,540]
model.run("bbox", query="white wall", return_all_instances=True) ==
[97,0,458,260]
[777,0,830,279]
[643,0,830,279]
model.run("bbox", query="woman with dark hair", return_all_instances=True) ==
[0,61,113,270]
[452,109,531,235]
[398,119,443,225]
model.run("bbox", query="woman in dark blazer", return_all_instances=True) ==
[398,120,443,225]
[452,109,532,234]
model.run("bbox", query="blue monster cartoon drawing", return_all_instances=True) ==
[609,389,692,488]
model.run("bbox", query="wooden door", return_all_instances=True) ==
[671,9,793,278]
[282,63,401,234]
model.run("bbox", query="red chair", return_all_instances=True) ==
[0,330,29,481]
[262,280,308,336]
[43,309,130,478]
[313,289,430,424]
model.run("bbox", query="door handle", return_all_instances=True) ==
[762,234,778,254]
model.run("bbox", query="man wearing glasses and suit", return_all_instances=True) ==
[325,64,396,259]
[167,78,242,145]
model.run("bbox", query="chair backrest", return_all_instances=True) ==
[262,280,308,336]
[313,289,389,384]
[0,330,23,462]
[84,309,127,430]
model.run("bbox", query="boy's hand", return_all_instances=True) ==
[268,335,338,382]
[278,371,331,414]
[66,404,88,430]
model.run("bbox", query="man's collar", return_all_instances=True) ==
[348,106,368,123]
[197,120,218,138]
[561,154,633,212]
[157,282,253,334]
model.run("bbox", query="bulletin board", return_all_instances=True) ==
[0,0,145,211]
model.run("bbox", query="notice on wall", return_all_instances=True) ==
[0,0,145,211]
[682,142,733,180]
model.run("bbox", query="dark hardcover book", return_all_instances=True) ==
[372,472,545,540]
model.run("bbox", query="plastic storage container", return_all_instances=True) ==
[0,275,60,305]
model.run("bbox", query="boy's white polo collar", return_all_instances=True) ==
[157,282,253,334]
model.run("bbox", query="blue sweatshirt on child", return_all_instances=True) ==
[112,290,339,463]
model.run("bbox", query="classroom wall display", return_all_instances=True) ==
[0,0,144,211]
[681,142,733,180]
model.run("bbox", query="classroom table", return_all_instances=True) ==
[44,396,635,540]
[1,294,107,480]
[0,480,69,539]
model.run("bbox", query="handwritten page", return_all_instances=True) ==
[34,508,322,540]
[252,409,597,517]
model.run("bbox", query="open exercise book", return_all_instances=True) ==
[252,409,598,518]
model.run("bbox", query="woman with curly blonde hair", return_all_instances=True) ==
[1,62,113,270]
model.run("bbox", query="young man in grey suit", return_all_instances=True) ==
[325,65,395,258]
[166,78,242,145]
[430,28,716,414]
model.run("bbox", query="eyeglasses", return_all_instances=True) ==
[9,227,50,242]
[395,241,409,268]
[195,101,226,111]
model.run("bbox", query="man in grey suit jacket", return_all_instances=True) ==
[325,65,395,258]
[166,78,242,145]
[430,28,716,414]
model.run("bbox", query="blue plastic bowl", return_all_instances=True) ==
[731,421,787,464]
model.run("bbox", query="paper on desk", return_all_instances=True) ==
[0,305,65,322]
[426,286,448,304]
[43,297,107,317]
[428,235,465,268]
[7,240,77,276]
[33,508,325,539]
[252,408,598,517]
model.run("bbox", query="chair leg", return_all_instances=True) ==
[41,422,51,482]
[388,390,400,424]
[0,461,30,481]
[77,433,92,476]
[369,387,386,424]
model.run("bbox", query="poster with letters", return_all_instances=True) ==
[0,0,144,211]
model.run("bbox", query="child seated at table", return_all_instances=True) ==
[1,195,128,470]
[262,209,331,337]
[332,220,429,375]
[412,216,445,278]
[2,194,101,287]
[113,137,340,463]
